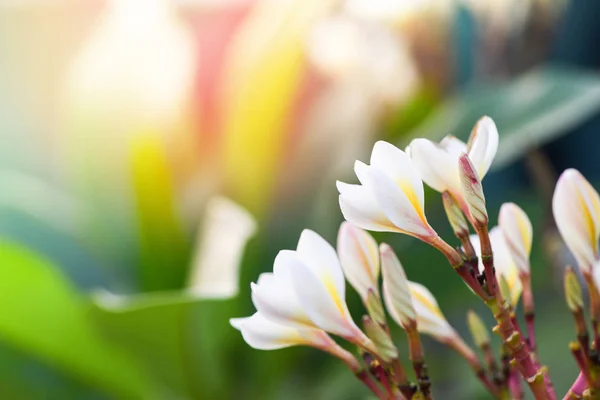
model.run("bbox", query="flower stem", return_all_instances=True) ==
[356,370,389,400]
[487,296,550,399]
[564,372,587,400]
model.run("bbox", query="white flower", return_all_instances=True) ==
[408,116,498,216]
[498,202,532,274]
[552,169,600,273]
[470,228,522,307]
[337,222,380,302]
[337,141,437,240]
[408,282,458,341]
[248,230,373,348]
[380,243,416,329]
[188,196,257,298]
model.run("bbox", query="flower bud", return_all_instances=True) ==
[565,267,584,313]
[458,153,488,227]
[498,202,532,275]
[365,288,386,326]
[498,275,512,307]
[380,243,416,329]
[466,310,490,348]
[442,191,469,238]
[363,316,398,363]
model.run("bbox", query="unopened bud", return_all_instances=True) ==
[564,267,583,312]
[442,191,469,238]
[458,154,488,227]
[363,316,398,363]
[366,288,386,326]
[498,275,512,306]
[467,310,490,348]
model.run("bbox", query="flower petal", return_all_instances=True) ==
[337,181,398,232]
[188,196,256,298]
[296,230,346,299]
[408,137,462,194]
[408,282,456,340]
[289,257,361,339]
[370,141,425,209]
[553,169,600,272]
[498,203,532,274]
[230,313,331,350]
[337,222,380,301]
[380,243,415,328]
[358,162,435,238]
[251,252,313,329]
[467,116,499,179]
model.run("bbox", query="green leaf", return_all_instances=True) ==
[406,66,600,168]
[0,240,161,399]
[90,291,242,398]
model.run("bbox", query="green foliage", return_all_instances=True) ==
[0,240,160,399]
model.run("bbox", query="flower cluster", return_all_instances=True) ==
[232,116,600,400]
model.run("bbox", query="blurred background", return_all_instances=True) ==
[2,0,600,398]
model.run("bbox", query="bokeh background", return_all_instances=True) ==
[2,0,600,398]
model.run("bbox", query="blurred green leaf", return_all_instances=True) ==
[0,240,160,399]
[406,66,600,168]
[90,292,203,398]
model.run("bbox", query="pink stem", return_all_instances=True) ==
[508,368,524,400]
[563,372,586,400]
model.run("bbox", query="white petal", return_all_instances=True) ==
[489,227,522,307]
[408,136,464,195]
[440,135,468,156]
[337,222,380,300]
[408,282,456,340]
[296,230,346,300]
[230,313,331,351]
[380,243,415,328]
[251,252,313,329]
[467,116,499,179]
[188,196,256,298]
[370,141,425,209]
[337,181,398,232]
[498,203,532,274]
[359,163,435,239]
[289,259,360,339]
[553,169,600,272]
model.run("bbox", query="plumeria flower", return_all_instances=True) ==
[552,169,600,273]
[408,116,498,217]
[337,140,437,241]
[237,229,376,352]
[470,228,523,308]
[337,222,380,302]
[498,202,532,275]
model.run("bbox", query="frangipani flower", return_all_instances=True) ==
[380,243,416,329]
[337,222,380,302]
[408,281,458,341]
[470,228,523,307]
[337,141,437,240]
[498,202,532,275]
[552,169,600,273]
[244,230,374,350]
[408,116,498,216]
